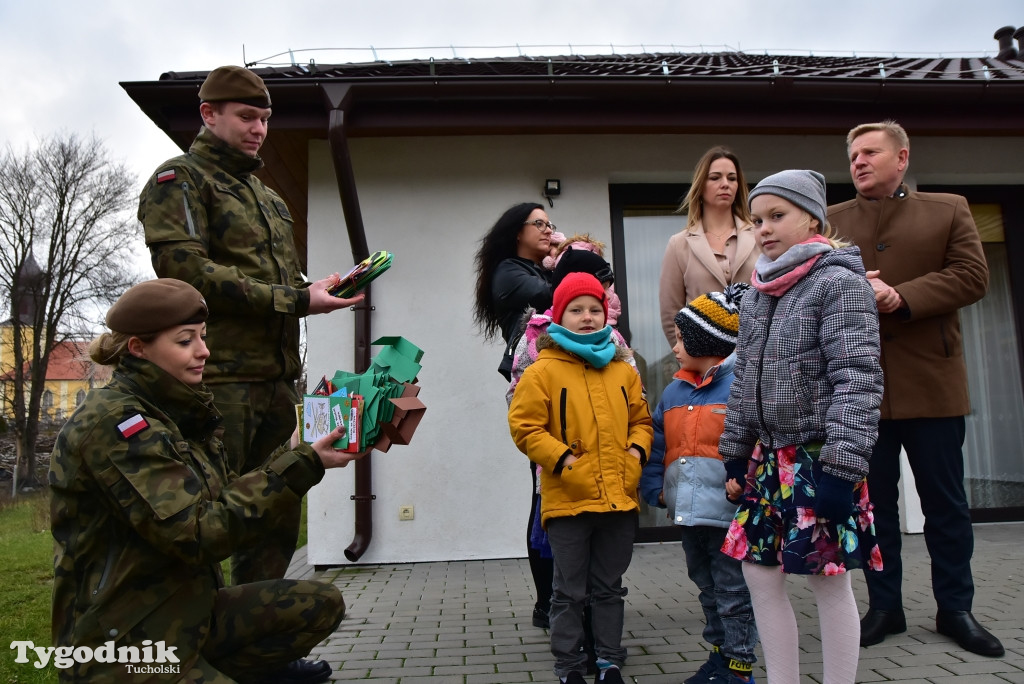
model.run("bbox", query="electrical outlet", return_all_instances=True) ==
[398,505,415,521]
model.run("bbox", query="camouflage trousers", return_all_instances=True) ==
[185,579,345,683]
[211,381,301,585]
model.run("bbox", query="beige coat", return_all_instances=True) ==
[658,217,759,346]
[827,187,988,419]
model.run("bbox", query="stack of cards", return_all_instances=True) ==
[328,250,394,299]
[301,336,426,452]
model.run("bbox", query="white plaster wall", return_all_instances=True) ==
[303,132,1023,564]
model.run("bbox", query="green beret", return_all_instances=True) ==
[106,279,208,336]
[198,65,272,108]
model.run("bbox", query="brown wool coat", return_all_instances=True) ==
[827,187,988,420]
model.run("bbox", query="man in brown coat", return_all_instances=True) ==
[827,120,1002,657]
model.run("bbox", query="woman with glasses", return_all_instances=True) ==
[659,146,760,348]
[474,202,558,376]
[473,202,558,632]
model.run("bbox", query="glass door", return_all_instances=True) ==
[954,200,1024,519]
[610,185,689,541]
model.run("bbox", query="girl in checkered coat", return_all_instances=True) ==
[719,170,884,684]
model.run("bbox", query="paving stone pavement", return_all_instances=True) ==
[288,522,1024,683]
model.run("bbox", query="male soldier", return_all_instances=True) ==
[828,120,1003,657]
[138,66,362,683]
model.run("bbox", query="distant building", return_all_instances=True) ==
[1,253,109,423]
[0,326,110,423]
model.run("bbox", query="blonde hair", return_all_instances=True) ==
[554,233,605,257]
[89,331,156,366]
[678,146,752,229]
[821,221,851,249]
[846,120,910,156]
[790,211,850,249]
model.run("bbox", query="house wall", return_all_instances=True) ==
[304,132,1024,565]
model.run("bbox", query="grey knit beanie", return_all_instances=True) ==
[749,170,827,231]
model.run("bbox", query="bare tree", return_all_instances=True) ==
[0,133,141,491]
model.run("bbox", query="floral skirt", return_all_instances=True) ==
[721,443,883,575]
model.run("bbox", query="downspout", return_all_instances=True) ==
[322,83,374,561]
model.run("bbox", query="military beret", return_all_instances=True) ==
[106,279,208,336]
[198,65,272,108]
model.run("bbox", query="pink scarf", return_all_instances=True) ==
[751,235,832,296]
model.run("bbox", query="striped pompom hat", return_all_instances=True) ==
[673,283,750,358]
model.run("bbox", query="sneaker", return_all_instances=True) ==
[563,672,588,684]
[594,666,624,684]
[533,606,550,629]
[684,650,726,684]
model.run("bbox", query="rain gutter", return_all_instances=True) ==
[321,82,374,562]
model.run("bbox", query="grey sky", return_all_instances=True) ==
[1,0,1019,261]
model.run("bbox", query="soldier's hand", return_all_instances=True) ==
[311,426,372,468]
[307,273,365,315]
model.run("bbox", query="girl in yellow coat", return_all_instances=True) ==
[509,273,653,684]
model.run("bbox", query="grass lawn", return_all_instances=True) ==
[0,493,57,684]
[1,492,308,682]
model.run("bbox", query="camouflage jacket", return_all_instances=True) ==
[49,355,324,682]
[139,126,309,383]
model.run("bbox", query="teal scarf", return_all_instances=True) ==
[547,324,616,368]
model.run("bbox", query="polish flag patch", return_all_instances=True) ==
[156,169,176,184]
[117,414,149,439]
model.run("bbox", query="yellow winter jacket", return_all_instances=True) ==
[508,337,653,526]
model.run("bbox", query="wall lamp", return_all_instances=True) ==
[543,179,561,207]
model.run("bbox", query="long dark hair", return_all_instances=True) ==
[472,202,544,339]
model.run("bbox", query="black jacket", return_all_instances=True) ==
[491,257,552,380]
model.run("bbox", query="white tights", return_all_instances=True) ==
[741,563,860,684]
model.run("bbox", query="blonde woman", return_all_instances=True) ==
[50,279,363,683]
[659,146,760,346]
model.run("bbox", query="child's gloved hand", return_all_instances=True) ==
[813,472,856,522]
[724,459,748,502]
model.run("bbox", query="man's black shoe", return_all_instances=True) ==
[936,610,1004,657]
[533,606,550,629]
[860,608,906,647]
[254,658,332,684]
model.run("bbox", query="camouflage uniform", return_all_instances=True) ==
[139,126,309,584]
[49,355,344,683]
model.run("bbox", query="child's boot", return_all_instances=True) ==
[709,657,755,683]
[684,646,726,684]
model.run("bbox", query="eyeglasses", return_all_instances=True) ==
[523,219,556,233]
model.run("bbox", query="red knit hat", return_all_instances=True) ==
[552,272,607,325]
